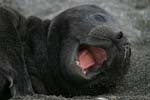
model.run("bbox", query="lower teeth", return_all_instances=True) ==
[83,70,87,75]
[76,61,80,66]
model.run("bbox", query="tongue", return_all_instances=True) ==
[78,47,107,70]
[89,47,107,65]
[78,50,95,70]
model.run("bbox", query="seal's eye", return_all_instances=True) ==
[94,14,106,22]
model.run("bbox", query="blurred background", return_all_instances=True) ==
[0,0,149,44]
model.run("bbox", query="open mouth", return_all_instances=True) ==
[76,45,107,76]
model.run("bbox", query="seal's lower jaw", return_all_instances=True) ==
[76,44,107,79]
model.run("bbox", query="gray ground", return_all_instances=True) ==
[8,95,150,100]
[0,0,150,100]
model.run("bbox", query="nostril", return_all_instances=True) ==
[115,32,123,39]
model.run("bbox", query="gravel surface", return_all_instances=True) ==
[9,95,150,100]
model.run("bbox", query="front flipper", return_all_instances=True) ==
[0,6,34,98]
[0,51,34,98]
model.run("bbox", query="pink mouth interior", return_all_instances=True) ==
[78,46,107,70]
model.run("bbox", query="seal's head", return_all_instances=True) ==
[48,5,131,95]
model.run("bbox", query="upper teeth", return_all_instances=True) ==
[83,70,87,75]
[76,61,80,66]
